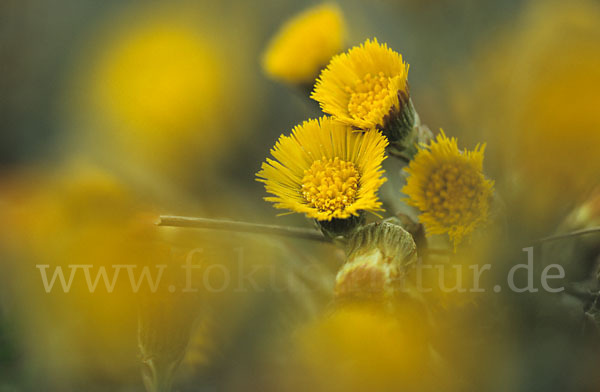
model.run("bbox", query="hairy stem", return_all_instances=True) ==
[157,215,331,243]
[537,226,600,245]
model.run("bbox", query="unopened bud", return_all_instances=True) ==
[335,221,417,302]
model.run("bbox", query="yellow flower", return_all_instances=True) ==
[311,38,409,132]
[262,3,345,84]
[402,131,494,248]
[287,305,436,391]
[256,117,388,221]
[454,0,600,225]
[66,3,253,180]
[90,18,226,148]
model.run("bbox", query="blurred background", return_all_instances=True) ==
[1,0,600,390]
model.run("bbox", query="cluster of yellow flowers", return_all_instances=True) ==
[256,9,500,387]
[259,3,495,251]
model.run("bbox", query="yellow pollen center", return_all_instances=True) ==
[302,157,359,213]
[346,72,392,121]
[424,163,483,225]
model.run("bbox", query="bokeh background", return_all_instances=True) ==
[1,0,600,390]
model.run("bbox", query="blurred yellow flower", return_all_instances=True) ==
[262,3,345,84]
[312,38,409,131]
[403,131,494,248]
[256,117,388,221]
[287,305,438,391]
[67,4,251,177]
[8,166,142,247]
[94,25,222,135]
[453,0,600,224]
[0,165,158,383]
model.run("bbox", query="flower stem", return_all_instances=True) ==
[537,226,600,244]
[157,215,331,243]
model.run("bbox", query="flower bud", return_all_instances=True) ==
[334,221,417,302]
[382,90,432,160]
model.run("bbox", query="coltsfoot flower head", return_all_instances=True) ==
[311,38,414,143]
[262,3,345,84]
[402,131,494,249]
[256,117,388,222]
